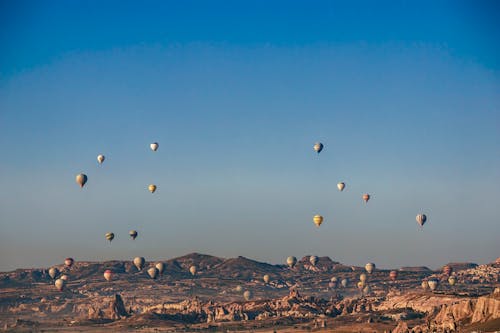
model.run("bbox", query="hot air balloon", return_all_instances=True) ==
[60,274,69,281]
[156,262,165,275]
[427,279,439,291]
[97,155,105,164]
[313,142,324,154]
[359,273,367,283]
[103,269,113,281]
[189,265,197,276]
[55,278,65,291]
[330,277,338,288]
[150,142,159,151]
[443,265,453,276]
[362,194,370,203]
[313,215,323,227]
[421,280,429,290]
[448,276,457,286]
[76,173,87,188]
[243,290,252,301]
[337,182,345,191]
[341,278,349,288]
[64,258,74,268]
[310,255,318,266]
[105,232,114,242]
[365,263,375,274]
[48,267,59,279]
[363,284,371,295]
[148,184,157,193]
[133,257,145,271]
[263,274,270,284]
[129,230,138,240]
[357,281,365,290]
[416,214,427,227]
[235,285,243,292]
[389,270,398,281]
[286,256,297,268]
[147,267,159,279]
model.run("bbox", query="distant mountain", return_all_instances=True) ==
[399,266,432,272]
[211,256,283,279]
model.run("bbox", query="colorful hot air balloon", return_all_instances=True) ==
[365,263,375,274]
[359,273,367,283]
[76,173,87,188]
[155,262,165,275]
[313,215,323,227]
[148,184,157,193]
[443,265,453,276]
[55,278,66,291]
[448,276,457,286]
[150,142,159,151]
[97,155,105,164]
[243,290,252,301]
[48,267,59,280]
[416,214,427,227]
[362,194,370,203]
[64,258,74,268]
[310,255,319,266]
[147,267,159,279]
[313,142,324,154]
[103,269,113,281]
[427,279,439,291]
[105,232,114,242]
[337,182,345,191]
[133,257,145,271]
[341,278,349,288]
[263,274,270,284]
[129,230,138,240]
[286,256,297,268]
[389,270,398,281]
[189,265,197,276]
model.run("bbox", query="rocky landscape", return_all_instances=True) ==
[1,253,499,332]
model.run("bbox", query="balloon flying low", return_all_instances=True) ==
[48,267,59,279]
[76,173,87,188]
[263,274,270,284]
[147,267,159,279]
[389,270,398,281]
[286,256,297,268]
[103,269,113,281]
[55,278,66,291]
[365,262,375,274]
[133,257,145,271]
[64,258,74,268]
[189,265,197,276]
[427,279,439,291]
[155,262,165,275]
[243,290,252,301]
[341,278,349,288]
[309,255,318,266]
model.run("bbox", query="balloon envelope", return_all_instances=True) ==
[243,290,252,301]
[189,265,197,276]
[133,257,145,271]
[147,267,159,279]
[48,267,59,279]
[365,263,375,274]
[155,262,165,274]
[337,182,345,191]
[428,279,439,291]
[416,214,427,227]
[389,270,398,281]
[148,184,157,193]
[313,215,323,227]
[286,256,297,268]
[97,155,105,164]
[448,276,457,286]
[359,273,367,282]
[76,173,87,188]
[55,278,65,291]
[64,258,74,268]
[310,255,318,266]
[341,278,349,288]
[129,230,138,240]
[313,142,324,153]
[150,142,159,151]
[103,270,113,281]
[105,232,114,242]
[263,274,270,284]
[362,194,370,203]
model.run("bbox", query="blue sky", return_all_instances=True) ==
[0,1,499,271]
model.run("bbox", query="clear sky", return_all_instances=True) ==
[0,1,499,272]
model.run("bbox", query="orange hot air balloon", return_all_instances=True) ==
[362,194,370,203]
[103,269,113,281]
[64,258,74,268]
[389,270,398,281]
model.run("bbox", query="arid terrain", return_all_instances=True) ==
[1,254,499,332]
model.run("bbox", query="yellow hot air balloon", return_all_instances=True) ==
[243,290,252,301]
[97,155,105,164]
[150,142,159,151]
[55,278,66,291]
[76,173,87,188]
[313,142,324,154]
[148,184,157,193]
[103,269,113,281]
[105,232,114,242]
[337,182,345,191]
[313,215,323,227]
[263,274,270,284]
[189,265,197,276]
[362,194,370,203]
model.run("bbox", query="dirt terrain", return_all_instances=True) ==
[1,253,499,332]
